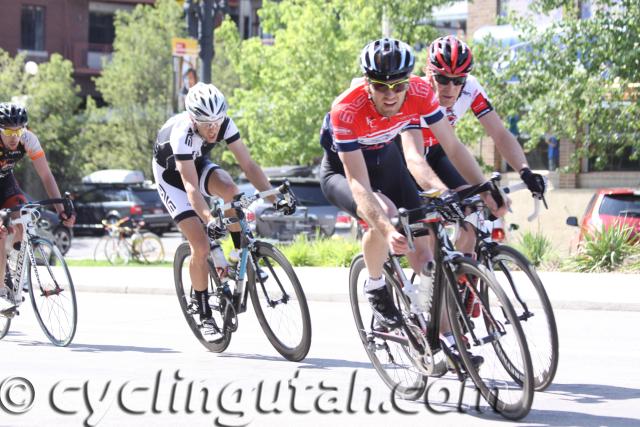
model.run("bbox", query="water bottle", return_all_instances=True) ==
[209,241,228,276]
[415,261,435,317]
[227,248,240,279]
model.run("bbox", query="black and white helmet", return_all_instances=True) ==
[359,38,415,82]
[185,82,227,121]
[0,102,28,128]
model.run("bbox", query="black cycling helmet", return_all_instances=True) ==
[0,103,28,128]
[360,38,415,82]
[428,35,473,76]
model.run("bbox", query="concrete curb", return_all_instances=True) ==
[69,266,640,311]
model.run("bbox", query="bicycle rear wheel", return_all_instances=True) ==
[248,241,311,362]
[26,237,77,347]
[348,254,427,400]
[445,257,533,420]
[173,243,231,352]
[104,237,129,265]
[487,244,559,391]
[135,233,165,263]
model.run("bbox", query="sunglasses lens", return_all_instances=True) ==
[1,128,24,137]
[435,74,466,86]
[370,79,409,93]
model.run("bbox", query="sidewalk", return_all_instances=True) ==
[69,266,640,311]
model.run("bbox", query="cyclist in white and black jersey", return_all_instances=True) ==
[152,82,295,326]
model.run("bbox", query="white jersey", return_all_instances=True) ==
[153,112,240,170]
[421,74,494,147]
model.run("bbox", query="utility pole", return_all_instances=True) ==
[184,0,226,83]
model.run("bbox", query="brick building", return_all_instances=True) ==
[0,0,262,101]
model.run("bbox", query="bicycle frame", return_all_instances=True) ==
[4,205,62,307]
[209,183,294,314]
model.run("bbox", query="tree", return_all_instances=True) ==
[467,0,640,170]
[223,0,450,166]
[78,0,183,176]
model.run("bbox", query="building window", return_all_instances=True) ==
[89,12,115,45]
[21,5,45,51]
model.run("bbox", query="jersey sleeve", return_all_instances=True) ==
[22,131,45,161]
[470,80,494,119]
[329,104,361,152]
[219,117,240,145]
[406,78,445,130]
[170,120,196,161]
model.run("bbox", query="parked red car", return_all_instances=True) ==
[567,188,640,242]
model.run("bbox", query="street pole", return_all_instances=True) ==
[200,0,214,83]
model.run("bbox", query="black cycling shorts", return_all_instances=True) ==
[425,143,468,190]
[320,143,423,222]
[0,173,27,210]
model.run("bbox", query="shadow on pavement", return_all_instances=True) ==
[543,382,640,404]
[13,340,180,354]
[219,352,373,370]
[522,409,639,427]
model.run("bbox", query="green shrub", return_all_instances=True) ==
[276,235,361,267]
[515,230,554,267]
[570,223,639,272]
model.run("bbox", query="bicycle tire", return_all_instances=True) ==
[0,314,9,339]
[248,241,311,362]
[104,236,130,265]
[136,233,165,263]
[173,243,231,352]
[93,236,110,262]
[445,257,533,420]
[26,237,78,347]
[348,254,427,400]
[486,244,559,391]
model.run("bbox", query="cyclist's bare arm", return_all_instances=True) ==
[32,155,75,226]
[176,159,213,224]
[227,138,276,203]
[479,111,528,172]
[400,128,447,191]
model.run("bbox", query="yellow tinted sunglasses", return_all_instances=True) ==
[1,127,25,137]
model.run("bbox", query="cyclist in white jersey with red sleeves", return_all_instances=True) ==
[408,35,547,254]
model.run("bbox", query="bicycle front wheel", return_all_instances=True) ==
[173,243,231,352]
[248,241,311,362]
[26,237,78,347]
[0,314,10,340]
[348,254,427,400]
[487,244,559,391]
[445,257,533,420]
[136,233,165,263]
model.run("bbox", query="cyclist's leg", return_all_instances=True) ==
[0,177,27,295]
[202,163,243,253]
[153,161,210,300]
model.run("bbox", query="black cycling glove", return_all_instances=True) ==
[274,196,297,216]
[520,168,546,196]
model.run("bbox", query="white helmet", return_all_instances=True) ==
[185,82,227,121]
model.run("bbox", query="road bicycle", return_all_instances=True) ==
[93,217,164,265]
[456,176,559,391]
[173,182,312,361]
[348,181,534,420]
[0,197,77,346]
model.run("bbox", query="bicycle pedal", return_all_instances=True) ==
[0,306,18,319]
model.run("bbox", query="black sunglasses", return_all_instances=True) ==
[433,74,467,86]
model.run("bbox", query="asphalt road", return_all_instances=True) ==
[1,293,639,427]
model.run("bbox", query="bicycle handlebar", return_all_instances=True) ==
[219,180,293,212]
[0,193,75,226]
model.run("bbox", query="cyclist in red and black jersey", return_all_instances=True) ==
[0,103,75,307]
[320,38,505,330]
